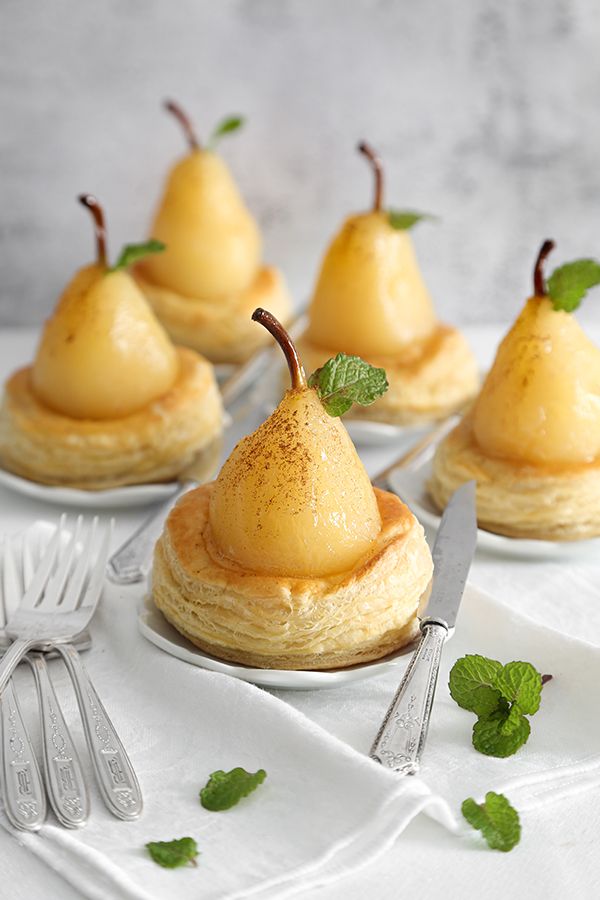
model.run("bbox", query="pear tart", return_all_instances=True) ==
[136,101,292,364]
[153,484,432,670]
[430,242,600,542]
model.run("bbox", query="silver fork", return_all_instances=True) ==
[0,518,143,820]
[1,523,91,828]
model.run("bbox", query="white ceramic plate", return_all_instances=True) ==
[0,467,179,509]
[138,593,453,691]
[389,452,600,559]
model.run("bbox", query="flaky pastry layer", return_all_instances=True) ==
[135,266,293,364]
[152,485,433,670]
[0,347,224,490]
[296,325,479,425]
[429,415,600,541]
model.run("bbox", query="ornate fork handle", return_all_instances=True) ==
[29,653,90,828]
[1,678,47,831]
[56,644,143,820]
[370,619,448,775]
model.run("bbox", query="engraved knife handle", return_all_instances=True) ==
[29,654,90,828]
[370,619,448,775]
[1,678,47,831]
[56,643,142,820]
[106,480,195,584]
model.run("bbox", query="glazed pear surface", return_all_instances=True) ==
[472,296,600,466]
[209,386,380,578]
[140,150,260,300]
[32,263,178,420]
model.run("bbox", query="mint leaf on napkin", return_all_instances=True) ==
[110,239,166,272]
[308,353,388,417]
[388,209,436,230]
[146,837,199,868]
[449,654,546,758]
[547,259,600,312]
[200,767,267,811]
[462,792,521,852]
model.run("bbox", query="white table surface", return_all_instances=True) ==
[1,325,599,900]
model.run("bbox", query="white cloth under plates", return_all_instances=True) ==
[1,521,600,900]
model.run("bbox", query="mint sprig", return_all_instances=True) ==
[146,837,198,868]
[449,655,544,758]
[388,209,436,231]
[308,353,388,417]
[200,767,266,811]
[110,239,166,272]
[546,259,600,312]
[462,792,521,852]
[207,115,244,150]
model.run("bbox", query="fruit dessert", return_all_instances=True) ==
[296,142,478,424]
[429,241,600,540]
[152,309,433,670]
[0,195,223,490]
[135,101,292,364]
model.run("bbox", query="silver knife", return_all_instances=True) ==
[370,480,477,775]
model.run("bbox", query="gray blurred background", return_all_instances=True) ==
[1,0,599,328]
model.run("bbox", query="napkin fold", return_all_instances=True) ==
[2,523,600,900]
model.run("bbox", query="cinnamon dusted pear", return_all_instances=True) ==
[32,196,178,420]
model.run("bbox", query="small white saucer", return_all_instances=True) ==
[389,453,600,559]
[0,467,179,509]
[138,594,428,691]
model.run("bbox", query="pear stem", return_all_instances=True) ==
[164,99,200,150]
[533,239,555,296]
[252,308,306,389]
[78,195,107,268]
[358,141,384,212]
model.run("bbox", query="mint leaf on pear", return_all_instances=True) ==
[110,239,166,272]
[308,353,388,417]
[146,837,198,868]
[496,661,542,716]
[547,259,600,312]
[388,209,436,230]
[200,767,266,811]
[472,708,530,757]
[462,792,521,852]
[208,115,245,149]
[448,655,504,717]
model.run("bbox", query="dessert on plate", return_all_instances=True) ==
[0,195,223,490]
[135,101,292,364]
[429,240,600,541]
[153,309,433,670]
[296,142,478,425]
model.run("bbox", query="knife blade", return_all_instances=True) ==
[370,480,477,774]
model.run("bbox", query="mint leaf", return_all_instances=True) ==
[308,353,388,417]
[208,115,244,149]
[496,661,542,716]
[448,655,504,717]
[146,837,198,868]
[547,259,600,312]
[200,767,266,811]
[110,239,166,272]
[472,708,530,757]
[462,792,521,852]
[388,209,436,230]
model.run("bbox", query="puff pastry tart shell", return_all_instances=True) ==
[135,266,292,365]
[429,415,600,541]
[0,347,223,490]
[296,325,479,425]
[152,485,433,670]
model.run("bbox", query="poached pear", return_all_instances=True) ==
[306,142,437,357]
[139,101,260,300]
[32,195,179,420]
[209,310,383,578]
[472,241,600,466]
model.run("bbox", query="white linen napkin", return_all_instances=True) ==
[2,522,600,900]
